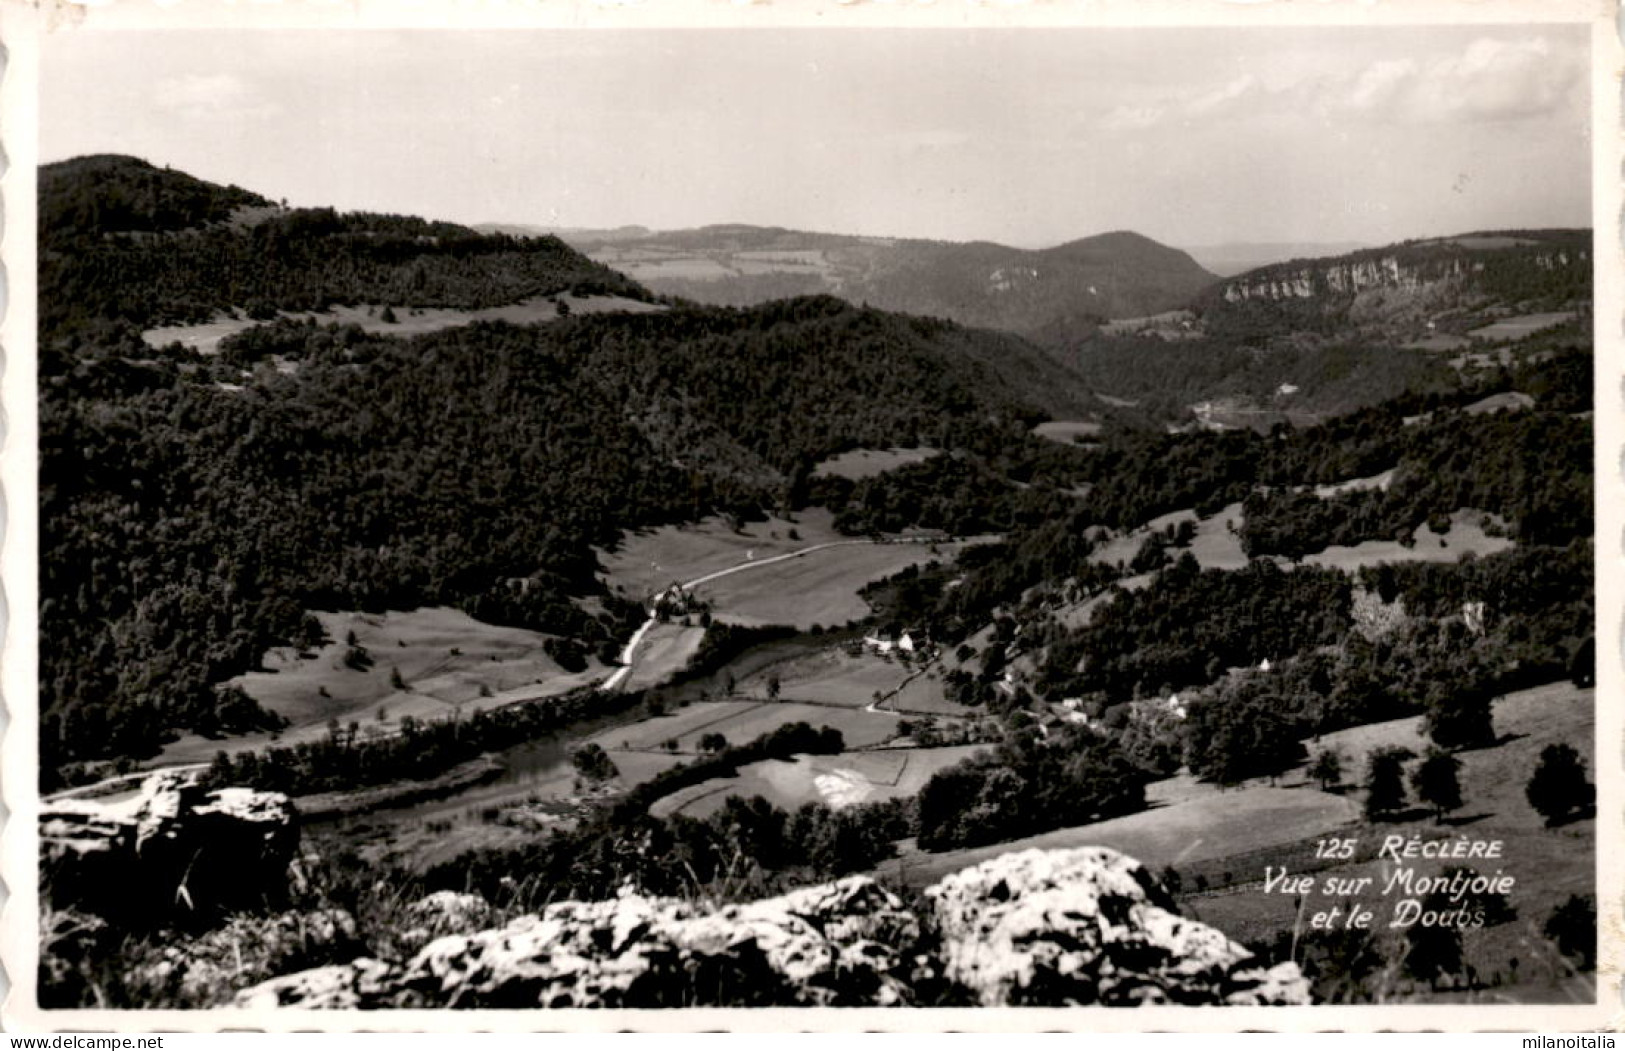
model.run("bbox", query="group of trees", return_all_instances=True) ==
[1358,741,1593,828]
[1239,410,1591,558]
[200,685,643,796]
[914,725,1148,850]
[1041,556,1352,702]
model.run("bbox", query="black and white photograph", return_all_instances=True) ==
[3,0,1615,1029]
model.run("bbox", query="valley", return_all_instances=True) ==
[35,155,1597,1011]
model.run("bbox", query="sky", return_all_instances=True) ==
[40,25,1592,249]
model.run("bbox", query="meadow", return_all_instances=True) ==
[599,510,849,602]
[1301,511,1512,572]
[1467,312,1578,342]
[692,541,975,629]
[1031,420,1104,445]
[142,294,658,355]
[160,607,611,766]
[811,447,941,480]
[651,744,989,819]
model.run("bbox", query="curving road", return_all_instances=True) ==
[602,534,996,693]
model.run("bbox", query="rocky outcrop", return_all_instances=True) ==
[392,891,499,956]
[233,849,1309,1009]
[239,877,922,1009]
[41,770,298,922]
[1218,243,1588,306]
[927,847,1308,1006]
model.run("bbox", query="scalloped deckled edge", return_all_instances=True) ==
[0,0,1620,1033]
[1,0,43,1031]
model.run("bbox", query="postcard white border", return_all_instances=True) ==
[1,0,1619,1032]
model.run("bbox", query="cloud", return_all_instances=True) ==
[1403,36,1581,123]
[1317,36,1580,125]
[1094,34,1583,133]
[1098,104,1166,131]
[1187,74,1258,115]
[1345,59,1415,111]
[153,73,281,121]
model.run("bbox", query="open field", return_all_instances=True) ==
[1312,471,1395,498]
[1088,502,1247,572]
[887,669,980,716]
[652,744,988,818]
[1403,334,1472,352]
[1468,312,1577,342]
[605,257,735,280]
[1032,420,1103,445]
[1053,572,1158,631]
[1464,391,1535,415]
[583,698,900,755]
[736,648,914,706]
[1302,511,1512,572]
[811,447,941,480]
[621,622,708,692]
[1187,682,1593,1001]
[160,607,610,766]
[694,541,974,629]
[584,701,763,752]
[599,510,848,601]
[1089,509,1197,567]
[1187,502,1249,570]
[730,644,979,717]
[890,781,1360,889]
[143,294,658,355]
[688,702,900,749]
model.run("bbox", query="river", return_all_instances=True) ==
[307,631,841,834]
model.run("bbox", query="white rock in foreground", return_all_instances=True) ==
[927,847,1309,1006]
[234,847,1308,1008]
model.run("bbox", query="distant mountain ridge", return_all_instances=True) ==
[1198,229,1591,340]
[549,223,1218,342]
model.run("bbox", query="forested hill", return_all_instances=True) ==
[40,154,649,339]
[40,294,1082,783]
[1197,229,1591,340]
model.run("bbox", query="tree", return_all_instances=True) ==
[571,742,618,783]
[1411,750,1463,823]
[1184,687,1305,786]
[698,732,728,754]
[1308,747,1344,791]
[1422,686,1495,751]
[379,305,398,324]
[389,666,406,690]
[1403,891,1465,990]
[766,674,781,702]
[1545,894,1597,971]
[1525,743,1593,826]
[1364,746,1412,821]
